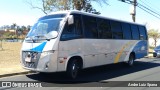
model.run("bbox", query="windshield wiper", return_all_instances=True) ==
[34,35,45,38]
[45,37,57,41]
[25,35,57,42]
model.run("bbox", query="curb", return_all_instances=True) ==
[144,56,153,58]
[0,71,32,78]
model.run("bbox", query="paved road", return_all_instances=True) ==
[0,58,160,90]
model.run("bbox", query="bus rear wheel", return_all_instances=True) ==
[127,54,135,66]
[67,59,79,79]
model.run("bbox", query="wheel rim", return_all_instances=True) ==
[72,62,78,78]
[129,55,134,66]
[129,58,133,65]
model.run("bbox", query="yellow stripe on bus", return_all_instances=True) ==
[114,42,132,63]
[114,46,125,63]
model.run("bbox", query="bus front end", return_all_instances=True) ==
[21,39,58,72]
[20,13,66,72]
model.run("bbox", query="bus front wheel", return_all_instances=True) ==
[67,59,79,79]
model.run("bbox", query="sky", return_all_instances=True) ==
[0,0,45,26]
[0,0,160,30]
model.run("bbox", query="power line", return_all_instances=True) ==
[118,0,160,20]
[137,5,160,19]
[138,3,160,17]
[143,0,160,12]
[139,0,159,14]
[127,0,160,16]
[139,0,160,17]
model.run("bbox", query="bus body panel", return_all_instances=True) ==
[58,39,148,70]
[132,41,148,59]
[57,39,84,71]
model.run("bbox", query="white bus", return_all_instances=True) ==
[21,10,148,79]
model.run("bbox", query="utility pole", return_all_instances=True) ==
[132,0,137,22]
[121,0,137,22]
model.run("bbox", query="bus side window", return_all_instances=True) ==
[138,26,147,40]
[60,22,75,40]
[131,25,140,40]
[122,23,132,39]
[60,14,82,41]
[110,21,123,39]
[97,19,112,39]
[82,15,98,38]
[74,14,83,37]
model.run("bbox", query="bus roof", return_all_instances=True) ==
[48,10,145,26]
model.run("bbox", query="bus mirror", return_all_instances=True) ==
[46,31,58,39]
[52,31,58,38]
[68,15,74,25]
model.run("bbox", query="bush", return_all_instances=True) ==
[149,46,155,49]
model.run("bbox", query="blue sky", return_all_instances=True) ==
[0,0,160,30]
[0,0,44,26]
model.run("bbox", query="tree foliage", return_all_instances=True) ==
[0,34,2,49]
[148,29,160,47]
[27,0,108,14]
[0,25,30,40]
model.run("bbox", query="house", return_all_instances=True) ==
[4,29,16,33]
[0,30,5,35]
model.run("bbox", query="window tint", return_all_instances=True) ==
[83,15,98,38]
[60,22,74,40]
[131,25,140,40]
[138,26,147,40]
[60,14,82,40]
[97,19,112,39]
[122,23,132,39]
[110,21,123,39]
[74,14,83,37]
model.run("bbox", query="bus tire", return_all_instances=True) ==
[127,54,135,66]
[67,59,79,79]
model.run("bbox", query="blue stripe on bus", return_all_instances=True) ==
[30,42,47,52]
[132,41,148,59]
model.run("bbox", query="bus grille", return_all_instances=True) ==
[22,51,41,68]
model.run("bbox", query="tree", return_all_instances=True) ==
[82,1,101,14]
[26,0,108,14]
[11,23,18,40]
[0,34,3,50]
[21,26,27,31]
[26,0,49,14]
[148,29,160,47]
[27,25,31,31]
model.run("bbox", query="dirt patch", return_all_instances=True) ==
[0,42,22,68]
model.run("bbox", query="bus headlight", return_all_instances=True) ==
[41,50,55,56]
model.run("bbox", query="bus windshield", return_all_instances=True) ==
[27,14,66,39]
[27,18,62,39]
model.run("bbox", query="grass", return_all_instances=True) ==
[0,42,22,68]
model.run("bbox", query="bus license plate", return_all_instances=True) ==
[25,57,31,62]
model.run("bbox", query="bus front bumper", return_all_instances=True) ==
[21,51,58,72]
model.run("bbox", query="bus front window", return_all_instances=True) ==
[27,18,62,39]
